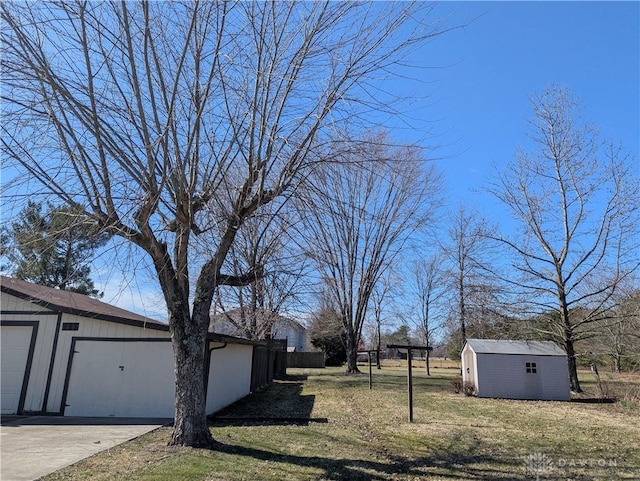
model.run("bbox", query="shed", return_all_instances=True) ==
[461,339,571,401]
[1,276,257,417]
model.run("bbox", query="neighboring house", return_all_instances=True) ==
[461,338,571,401]
[272,316,307,352]
[210,307,307,352]
[0,276,259,417]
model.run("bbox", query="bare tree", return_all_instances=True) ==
[370,274,395,369]
[412,255,446,375]
[212,206,309,340]
[302,132,442,373]
[441,205,491,350]
[489,86,640,392]
[591,285,640,373]
[1,1,451,446]
[308,294,347,367]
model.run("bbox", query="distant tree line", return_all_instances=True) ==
[307,87,639,389]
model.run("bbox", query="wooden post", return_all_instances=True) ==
[358,350,376,390]
[386,344,432,423]
[407,348,413,422]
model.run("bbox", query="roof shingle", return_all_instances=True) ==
[1,275,168,330]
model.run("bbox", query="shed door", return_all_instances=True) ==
[1,326,34,414]
[64,340,175,418]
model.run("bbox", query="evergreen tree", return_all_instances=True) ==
[4,201,109,297]
[309,305,347,367]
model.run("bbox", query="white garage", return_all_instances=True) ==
[63,339,175,417]
[1,276,260,418]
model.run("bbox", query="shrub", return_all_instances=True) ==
[451,377,463,394]
[452,378,476,396]
[463,381,477,396]
[620,385,640,409]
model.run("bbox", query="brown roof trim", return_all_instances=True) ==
[0,276,169,332]
[1,277,272,345]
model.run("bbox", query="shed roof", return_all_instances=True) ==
[465,338,566,357]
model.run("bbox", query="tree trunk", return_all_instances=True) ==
[614,354,621,373]
[168,310,215,448]
[346,350,359,373]
[560,291,581,393]
[376,323,381,370]
[345,333,359,373]
[459,277,467,350]
[564,334,582,393]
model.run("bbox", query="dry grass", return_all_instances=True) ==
[42,361,640,481]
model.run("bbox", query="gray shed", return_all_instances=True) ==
[461,339,571,401]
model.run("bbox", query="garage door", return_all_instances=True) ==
[1,324,36,414]
[64,339,175,418]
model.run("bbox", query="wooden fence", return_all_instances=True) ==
[249,342,325,393]
[250,340,287,392]
[287,351,325,368]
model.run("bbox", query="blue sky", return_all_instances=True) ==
[95,1,639,319]
[404,1,639,218]
[4,2,638,321]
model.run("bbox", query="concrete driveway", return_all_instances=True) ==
[0,416,170,481]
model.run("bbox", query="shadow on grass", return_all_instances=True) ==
[209,371,528,479]
[209,417,328,426]
[210,374,321,426]
[570,397,616,404]
[215,436,529,481]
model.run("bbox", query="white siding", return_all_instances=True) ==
[206,343,253,414]
[58,338,253,417]
[461,344,477,389]
[1,293,60,412]
[2,290,256,417]
[45,314,169,413]
[272,322,306,352]
[64,339,174,417]
[1,291,170,414]
[1,291,43,311]
[1,325,33,414]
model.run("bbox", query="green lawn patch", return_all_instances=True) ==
[42,364,640,481]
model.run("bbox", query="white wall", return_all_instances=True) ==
[1,291,169,414]
[272,321,306,352]
[47,316,168,414]
[206,343,253,414]
[461,344,477,389]
[476,353,570,401]
[1,324,35,414]
[1,292,59,412]
[2,291,256,417]
[64,339,175,417]
[63,339,254,417]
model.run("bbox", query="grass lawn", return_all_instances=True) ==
[43,360,639,481]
